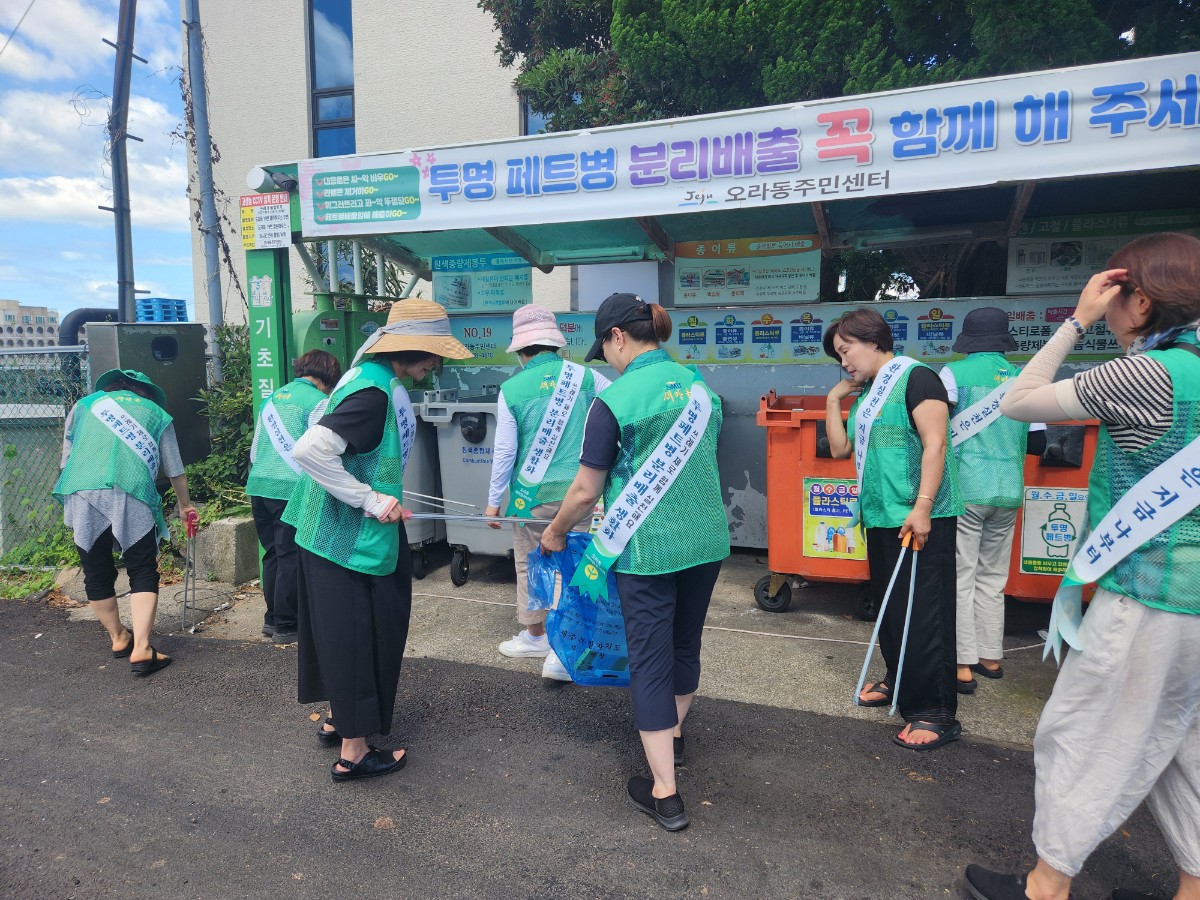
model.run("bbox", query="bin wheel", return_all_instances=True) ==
[450,548,470,587]
[858,591,878,622]
[754,575,792,613]
[411,549,428,581]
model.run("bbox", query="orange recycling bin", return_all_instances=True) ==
[1003,419,1100,604]
[755,389,1099,613]
[756,390,868,612]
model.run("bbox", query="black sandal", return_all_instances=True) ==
[893,720,961,752]
[112,633,134,659]
[130,646,172,677]
[317,718,340,746]
[330,747,406,782]
[857,680,892,707]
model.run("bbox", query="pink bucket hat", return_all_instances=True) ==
[507,303,566,353]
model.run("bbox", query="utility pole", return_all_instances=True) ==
[183,0,224,380]
[104,0,140,323]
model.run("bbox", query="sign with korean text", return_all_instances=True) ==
[802,478,866,561]
[1007,209,1200,295]
[240,192,291,250]
[246,250,290,415]
[299,53,1200,237]
[432,253,533,313]
[675,236,821,306]
[1020,487,1089,575]
[443,296,1127,368]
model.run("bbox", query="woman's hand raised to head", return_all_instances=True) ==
[1073,268,1130,329]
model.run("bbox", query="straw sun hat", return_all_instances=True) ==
[361,298,473,360]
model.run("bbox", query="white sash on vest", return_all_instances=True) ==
[1044,430,1200,662]
[261,399,303,475]
[571,384,714,600]
[852,357,917,489]
[950,379,1014,447]
[508,361,585,515]
[91,396,159,478]
[392,385,417,469]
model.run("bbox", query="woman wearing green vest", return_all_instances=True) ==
[54,368,196,677]
[824,308,964,751]
[540,292,729,832]
[964,233,1200,900]
[939,309,1046,694]
[485,304,610,680]
[285,299,472,782]
[247,349,341,644]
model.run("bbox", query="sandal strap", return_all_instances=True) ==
[334,757,357,771]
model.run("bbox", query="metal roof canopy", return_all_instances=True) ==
[254,53,1200,283]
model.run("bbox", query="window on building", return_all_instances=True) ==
[35,315,44,323]
[520,96,549,136]
[21,315,30,323]
[3,313,13,322]
[309,0,355,158]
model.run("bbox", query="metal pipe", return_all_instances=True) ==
[295,243,327,291]
[376,250,386,295]
[407,513,555,525]
[402,490,478,510]
[107,0,138,323]
[184,0,224,380]
[325,240,338,291]
[400,275,419,298]
[353,241,363,294]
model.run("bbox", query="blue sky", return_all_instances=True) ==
[0,0,193,319]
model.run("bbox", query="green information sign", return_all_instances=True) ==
[310,166,421,226]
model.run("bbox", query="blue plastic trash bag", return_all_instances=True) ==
[526,532,630,687]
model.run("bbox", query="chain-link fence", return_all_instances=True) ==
[0,347,90,561]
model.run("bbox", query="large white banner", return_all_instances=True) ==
[299,53,1200,238]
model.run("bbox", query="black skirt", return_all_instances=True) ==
[296,526,412,739]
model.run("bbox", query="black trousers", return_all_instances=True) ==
[296,528,412,739]
[616,560,723,732]
[76,527,159,601]
[866,517,958,724]
[251,495,299,631]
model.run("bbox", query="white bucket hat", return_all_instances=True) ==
[507,304,566,353]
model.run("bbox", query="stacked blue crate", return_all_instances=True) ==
[135,297,189,323]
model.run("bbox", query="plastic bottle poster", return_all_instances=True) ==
[1020,487,1089,575]
[801,478,866,561]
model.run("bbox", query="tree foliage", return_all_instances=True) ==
[479,0,1199,297]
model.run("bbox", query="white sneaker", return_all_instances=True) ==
[541,650,572,682]
[498,629,550,658]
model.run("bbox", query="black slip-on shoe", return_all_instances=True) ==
[627,776,689,831]
[261,623,275,637]
[112,633,134,659]
[957,678,978,694]
[970,663,1004,679]
[330,747,406,782]
[963,864,1031,900]
[674,736,684,767]
[130,647,172,678]
[272,630,298,644]
[317,718,340,746]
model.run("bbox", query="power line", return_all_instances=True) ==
[0,0,39,62]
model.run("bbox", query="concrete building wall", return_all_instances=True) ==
[183,0,573,324]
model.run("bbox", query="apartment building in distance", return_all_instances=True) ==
[0,300,60,348]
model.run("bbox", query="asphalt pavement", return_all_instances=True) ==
[0,552,1181,900]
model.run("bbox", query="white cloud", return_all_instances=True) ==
[0,0,117,83]
[0,172,188,230]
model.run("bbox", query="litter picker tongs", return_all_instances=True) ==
[401,491,554,525]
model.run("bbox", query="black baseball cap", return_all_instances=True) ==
[584,292,652,362]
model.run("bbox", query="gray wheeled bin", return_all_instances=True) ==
[404,391,445,579]
[419,388,512,586]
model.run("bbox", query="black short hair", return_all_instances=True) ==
[834,308,893,353]
[293,349,341,387]
[517,345,560,358]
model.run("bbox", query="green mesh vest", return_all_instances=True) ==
[53,390,173,540]
[246,379,328,501]
[284,360,405,576]
[503,352,597,507]
[600,349,729,575]
[849,364,964,529]
[944,353,1029,508]
[1087,335,1200,614]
